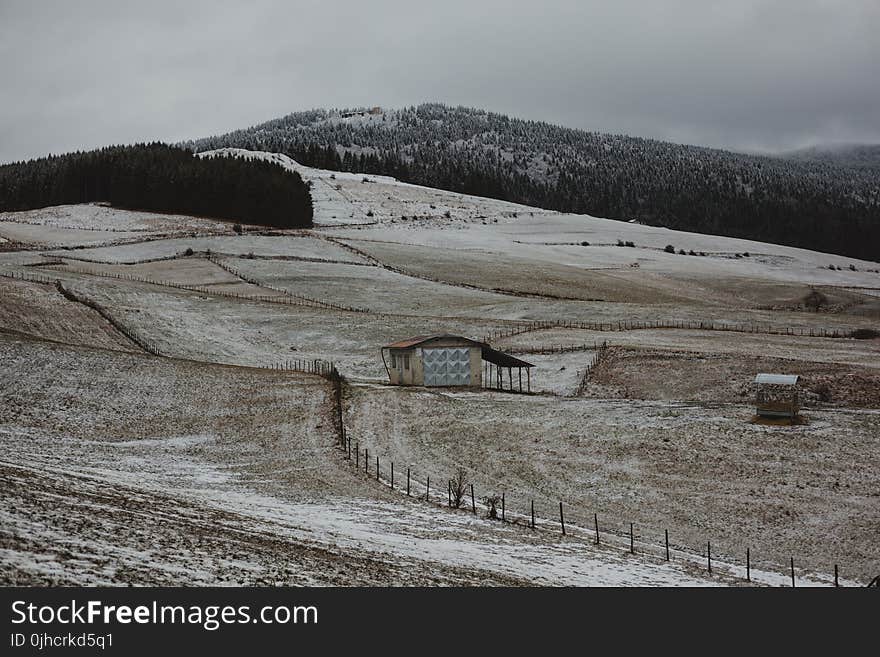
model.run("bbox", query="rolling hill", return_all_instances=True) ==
[185,104,880,261]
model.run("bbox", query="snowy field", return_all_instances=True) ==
[2,334,754,586]
[0,203,232,233]
[45,234,369,264]
[1,152,878,586]
[345,383,879,581]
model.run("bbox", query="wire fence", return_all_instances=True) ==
[207,254,369,313]
[9,260,365,313]
[329,371,867,587]
[484,318,853,342]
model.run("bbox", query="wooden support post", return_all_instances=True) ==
[530,500,535,529]
[746,548,750,582]
[470,484,476,514]
[790,557,795,587]
[407,468,410,496]
[594,513,599,545]
[559,502,565,536]
[630,523,634,553]
[665,529,670,561]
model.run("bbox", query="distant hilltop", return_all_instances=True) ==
[183,102,875,261]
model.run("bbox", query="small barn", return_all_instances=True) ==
[381,334,534,392]
[754,373,800,419]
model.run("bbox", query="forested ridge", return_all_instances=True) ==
[0,143,313,228]
[187,104,879,260]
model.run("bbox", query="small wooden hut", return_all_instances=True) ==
[754,373,800,419]
[381,334,534,392]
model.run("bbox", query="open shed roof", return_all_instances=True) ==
[481,346,534,368]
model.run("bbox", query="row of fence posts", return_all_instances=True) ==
[0,264,854,339]
[5,256,366,314]
[3,266,350,374]
[484,317,847,342]
[337,432,845,587]
[575,341,608,395]
[269,359,335,376]
[207,255,368,313]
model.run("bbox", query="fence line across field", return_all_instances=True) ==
[331,372,857,588]
[2,266,862,341]
[339,435,850,587]
[484,317,853,342]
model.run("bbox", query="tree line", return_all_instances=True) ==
[0,143,313,228]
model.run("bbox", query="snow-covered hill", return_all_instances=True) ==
[186,104,880,261]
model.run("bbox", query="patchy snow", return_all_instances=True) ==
[44,234,369,264]
[0,203,232,233]
[1,151,877,586]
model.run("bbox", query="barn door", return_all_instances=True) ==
[422,348,471,386]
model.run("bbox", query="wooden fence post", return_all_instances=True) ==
[390,462,394,489]
[407,468,410,496]
[470,484,476,514]
[746,547,750,582]
[501,492,505,522]
[530,500,535,529]
[707,541,712,574]
[790,557,795,587]
[364,448,368,473]
[630,523,634,554]
[426,476,430,502]
[376,457,379,481]
[665,529,670,561]
[834,564,838,587]
[559,502,565,536]
[594,513,599,545]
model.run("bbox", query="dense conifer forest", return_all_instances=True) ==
[0,143,313,228]
[187,104,879,260]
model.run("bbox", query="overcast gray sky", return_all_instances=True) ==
[1,0,878,163]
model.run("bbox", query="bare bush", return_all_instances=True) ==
[484,494,502,520]
[812,383,833,403]
[449,467,468,509]
[803,287,828,312]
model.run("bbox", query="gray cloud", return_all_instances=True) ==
[1,0,878,163]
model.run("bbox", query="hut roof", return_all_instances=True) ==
[754,373,799,385]
[383,334,483,349]
[383,334,534,368]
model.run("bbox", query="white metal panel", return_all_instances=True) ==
[754,373,799,385]
[422,347,472,386]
